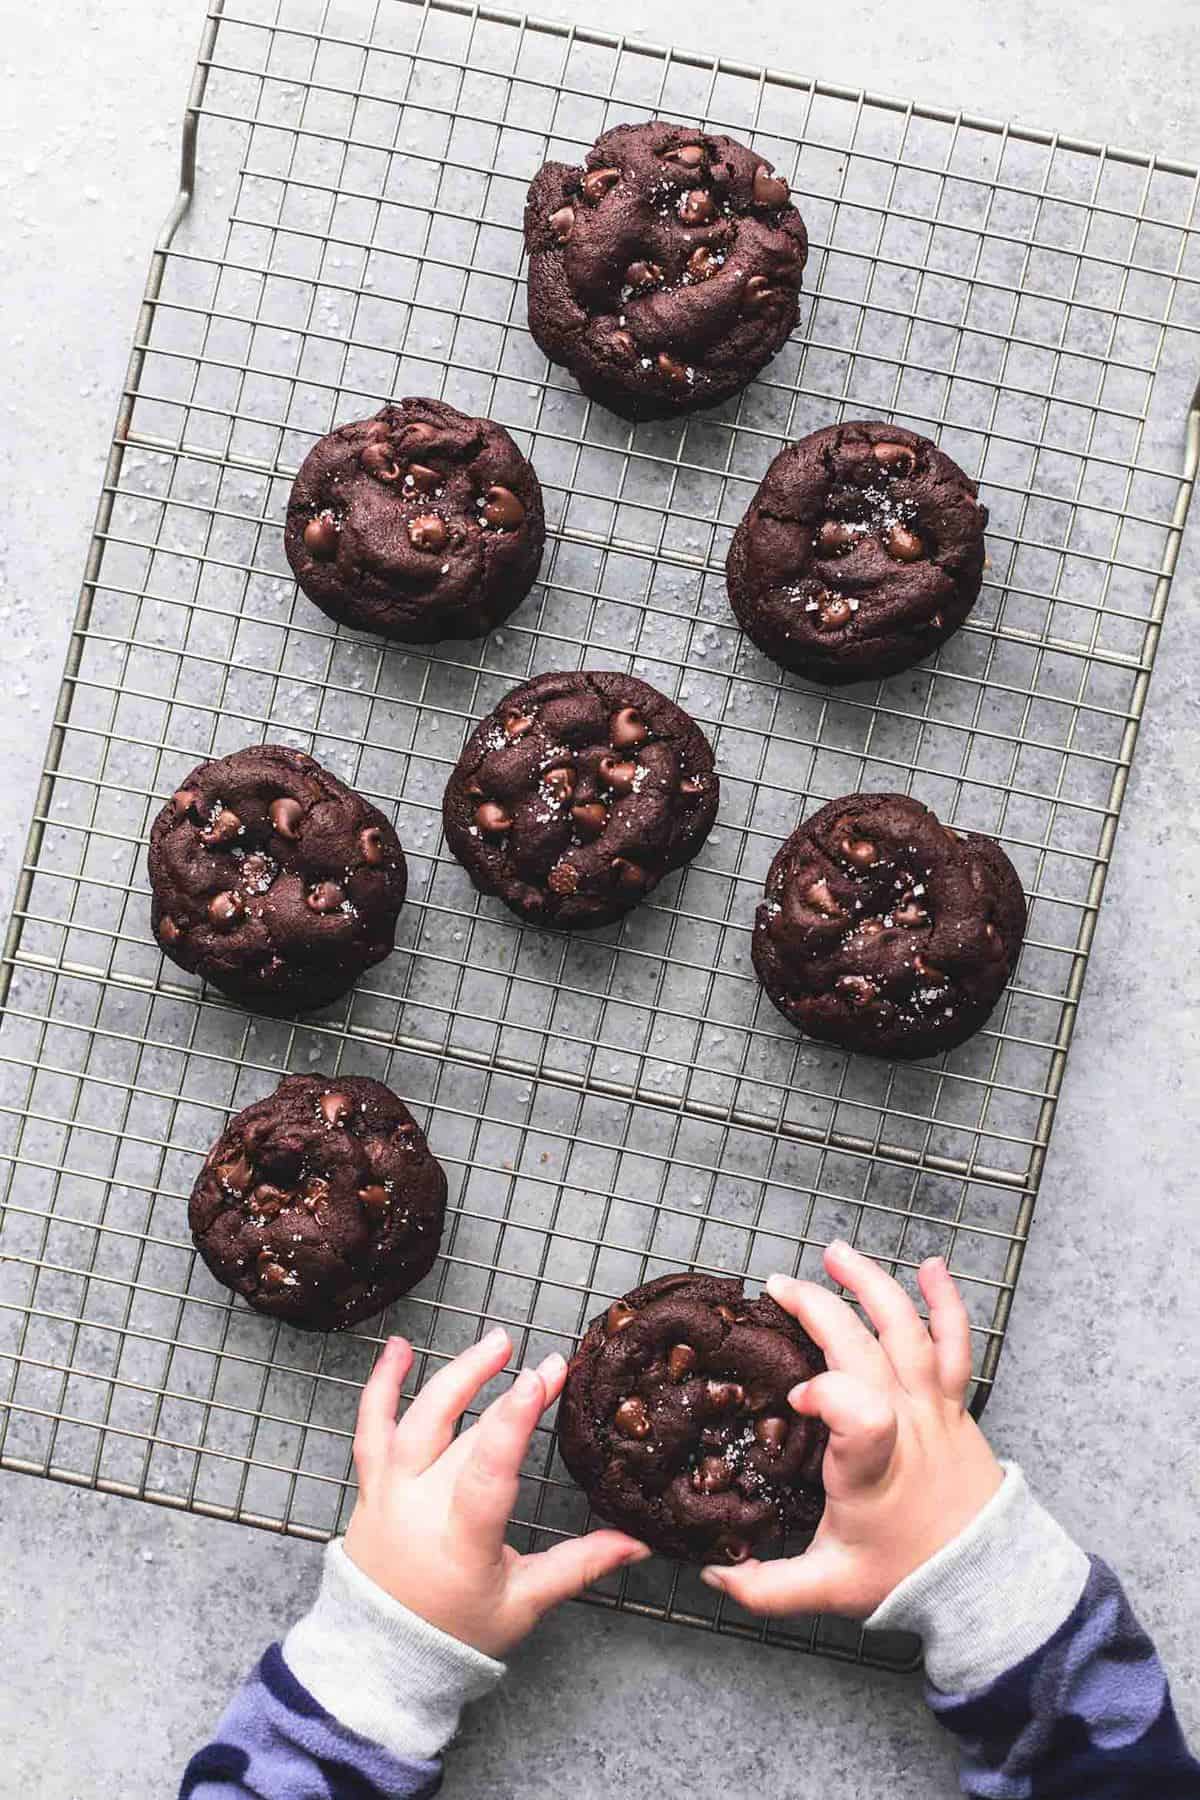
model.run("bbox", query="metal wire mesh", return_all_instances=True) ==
[2,0,1199,1665]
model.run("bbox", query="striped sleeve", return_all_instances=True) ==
[179,1540,504,1800]
[928,1558,1200,1797]
[178,1642,444,1799]
[869,1466,1200,1798]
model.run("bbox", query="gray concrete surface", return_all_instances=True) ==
[2,2,1199,1796]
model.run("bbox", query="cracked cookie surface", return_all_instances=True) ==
[149,744,406,1012]
[189,1074,446,1331]
[284,398,545,642]
[524,120,807,421]
[752,792,1027,1059]
[558,1271,826,1564]
[442,671,718,929]
[727,421,987,684]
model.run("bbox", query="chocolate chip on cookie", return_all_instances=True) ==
[524,121,808,421]
[557,1272,826,1563]
[189,1075,446,1331]
[149,744,406,1012]
[284,398,545,642]
[726,421,988,684]
[752,792,1027,1059]
[442,671,719,930]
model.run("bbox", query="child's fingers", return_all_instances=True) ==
[765,1273,890,1385]
[823,1241,936,1391]
[918,1256,973,1401]
[352,1337,413,1487]
[535,1347,569,1408]
[447,1356,566,1540]
[515,1530,650,1619]
[790,1370,897,1487]
[437,1347,568,1482]
[700,1543,849,1618]
[392,1327,512,1473]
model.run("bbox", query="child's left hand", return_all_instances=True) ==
[344,1329,650,1659]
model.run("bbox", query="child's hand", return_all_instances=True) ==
[702,1241,1003,1619]
[345,1329,650,1658]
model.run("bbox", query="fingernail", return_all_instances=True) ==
[765,1272,793,1299]
[622,1543,653,1564]
[787,1381,810,1407]
[535,1351,567,1384]
[828,1238,853,1255]
[699,1568,726,1590]
[925,1254,947,1272]
[386,1334,407,1353]
[482,1326,509,1352]
[512,1368,542,1403]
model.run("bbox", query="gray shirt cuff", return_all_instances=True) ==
[283,1539,505,1761]
[866,1461,1089,1695]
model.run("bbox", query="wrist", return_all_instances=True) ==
[283,1539,505,1761]
[867,1462,1089,1693]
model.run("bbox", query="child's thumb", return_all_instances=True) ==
[517,1529,651,1618]
[700,1542,851,1619]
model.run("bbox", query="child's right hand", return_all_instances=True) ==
[701,1240,1004,1619]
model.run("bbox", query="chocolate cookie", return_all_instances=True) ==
[189,1075,446,1331]
[442,671,718,930]
[284,398,545,642]
[727,421,988,684]
[558,1272,826,1564]
[524,121,807,421]
[149,744,406,1012]
[752,793,1027,1059]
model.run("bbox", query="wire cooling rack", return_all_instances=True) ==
[2,0,1199,1667]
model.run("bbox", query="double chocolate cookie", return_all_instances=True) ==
[524,121,807,420]
[284,398,545,642]
[558,1272,826,1564]
[727,421,988,684]
[189,1075,446,1331]
[149,744,406,1012]
[752,792,1027,1059]
[442,671,719,930]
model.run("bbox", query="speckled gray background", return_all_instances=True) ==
[2,3,1199,1795]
